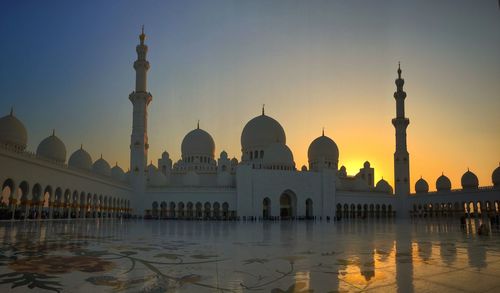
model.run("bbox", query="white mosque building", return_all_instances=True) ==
[0,30,499,220]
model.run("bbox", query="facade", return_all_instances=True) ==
[1,30,499,220]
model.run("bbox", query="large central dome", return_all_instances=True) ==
[181,127,215,158]
[241,112,286,151]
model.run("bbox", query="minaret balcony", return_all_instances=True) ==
[392,117,409,127]
[129,91,152,104]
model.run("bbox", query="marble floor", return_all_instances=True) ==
[0,218,499,293]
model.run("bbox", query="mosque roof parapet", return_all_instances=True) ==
[412,185,495,196]
[0,143,130,187]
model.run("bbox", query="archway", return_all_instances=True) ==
[152,202,159,218]
[78,192,85,218]
[305,198,313,219]
[53,188,63,219]
[195,202,202,218]
[41,186,52,219]
[213,202,220,219]
[72,190,79,218]
[204,202,211,219]
[222,202,229,219]
[263,197,271,219]
[336,203,342,219]
[1,179,13,207]
[178,202,185,218]
[469,202,475,217]
[187,202,194,219]
[32,184,42,219]
[160,201,167,218]
[279,191,296,219]
[169,202,176,218]
[86,193,92,217]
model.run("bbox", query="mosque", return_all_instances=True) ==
[0,30,499,220]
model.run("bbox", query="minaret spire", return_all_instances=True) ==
[140,25,145,45]
[133,26,150,92]
[392,62,410,196]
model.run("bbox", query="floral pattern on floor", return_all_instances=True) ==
[0,219,499,292]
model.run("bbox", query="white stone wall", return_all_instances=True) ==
[236,165,336,218]
[0,148,132,212]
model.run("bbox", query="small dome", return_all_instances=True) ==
[436,174,452,191]
[92,155,111,176]
[493,165,500,187]
[181,127,215,158]
[301,165,307,171]
[375,179,393,194]
[36,131,66,163]
[220,150,228,159]
[262,142,295,170]
[147,162,158,172]
[241,113,286,151]
[230,158,238,165]
[338,166,347,177]
[161,151,170,159]
[461,169,478,189]
[415,177,429,193]
[68,146,93,170]
[307,134,339,165]
[111,163,125,181]
[0,109,28,150]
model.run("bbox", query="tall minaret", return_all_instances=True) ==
[129,26,152,186]
[392,63,410,196]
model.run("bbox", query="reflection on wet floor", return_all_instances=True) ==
[0,218,499,292]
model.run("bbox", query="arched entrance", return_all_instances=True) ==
[263,198,271,219]
[279,191,296,219]
[305,198,313,219]
[152,202,159,218]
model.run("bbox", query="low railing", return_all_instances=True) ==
[413,185,496,196]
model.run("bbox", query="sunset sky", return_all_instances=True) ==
[0,0,499,192]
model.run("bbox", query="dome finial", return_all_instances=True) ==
[139,25,146,45]
[116,161,118,167]
[52,129,55,136]
[100,154,103,159]
[322,127,325,136]
[262,104,265,115]
[197,120,200,129]
[9,107,13,116]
